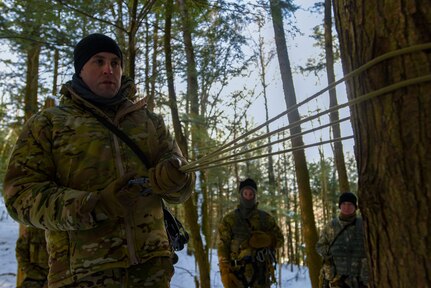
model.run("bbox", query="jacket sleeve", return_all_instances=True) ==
[267,214,284,248]
[4,114,98,231]
[217,216,232,263]
[316,222,333,258]
[148,112,195,204]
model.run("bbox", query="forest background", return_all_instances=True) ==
[0,1,429,288]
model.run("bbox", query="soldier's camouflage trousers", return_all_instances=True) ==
[20,278,47,288]
[62,257,174,288]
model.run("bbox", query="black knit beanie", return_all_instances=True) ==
[74,33,123,74]
[239,178,257,193]
[338,192,358,208]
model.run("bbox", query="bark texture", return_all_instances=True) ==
[332,1,431,287]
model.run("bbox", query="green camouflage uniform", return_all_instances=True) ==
[316,213,368,288]
[16,226,49,288]
[4,79,194,288]
[217,204,284,288]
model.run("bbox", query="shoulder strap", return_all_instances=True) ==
[328,218,357,252]
[258,210,267,230]
[234,209,252,233]
[79,107,190,246]
[81,105,151,169]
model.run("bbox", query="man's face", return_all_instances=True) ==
[241,188,255,200]
[79,52,122,98]
[340,202,356,215]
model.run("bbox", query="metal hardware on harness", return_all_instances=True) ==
[256,248,276,263]
[128,177,152,196]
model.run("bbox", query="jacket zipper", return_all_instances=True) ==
[112,126,139,265]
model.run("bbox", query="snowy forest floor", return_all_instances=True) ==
[0,199,310,288]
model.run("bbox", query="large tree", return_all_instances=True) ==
[332,1,431,287]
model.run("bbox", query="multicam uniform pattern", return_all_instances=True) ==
[4,80,193,288]
[16,226,49,288]
[217,205,284,288]
[316,214,369,288]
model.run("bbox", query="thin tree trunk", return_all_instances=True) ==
[176,0,211,287]
[144,18,151,107]
[44,48,58,109]
[149,14,159,111]
[269,0,320,286]
[318,148,330,224]
[52,48,59,97]
[18,40,41,288]
[332,1,431,287]
[24,44,41,120]
[256,19,277,207]
[127,0,138,80]
[324,0,349,192]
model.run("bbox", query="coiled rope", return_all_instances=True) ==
[180,43,431,172]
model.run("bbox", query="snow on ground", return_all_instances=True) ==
[0,200,19,288]
[0,199,310,287]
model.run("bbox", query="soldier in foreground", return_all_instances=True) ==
[217,178,284,288]
[16,226,49,288]
[316,192,369,288]
[4,33,195,288]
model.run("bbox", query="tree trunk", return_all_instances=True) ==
[269,0,321,286]
[149,14,160,111]
[176,0,211,287]
[18,40,41,288]
[257,20,277,208]
[332,1,431,287]
[324,0,349,192]
[24,44,41,121]
[127,0,138,80]
[52,48,59,96]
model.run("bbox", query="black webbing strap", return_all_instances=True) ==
[81,105,151,168]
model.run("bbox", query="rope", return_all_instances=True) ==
[183,117,350,170]
[184,136,354,172]
[182,74,431,173]
[180,43,431,172]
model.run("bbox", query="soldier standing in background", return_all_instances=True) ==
[316,192,369,288]
[217,178,284,288]
[16,226,49,288]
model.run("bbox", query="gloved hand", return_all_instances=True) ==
[330,275,349,288]
[97,172,138,218]
[25,265,48,281]
[248,231,274,249]
[323,255,334,266]
[149,156,189,195]
[220,262,243,288]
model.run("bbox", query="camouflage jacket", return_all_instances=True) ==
[316,214,368,285]
[217,204,284,264]
[16,226,49,281]
[4,82,194,288]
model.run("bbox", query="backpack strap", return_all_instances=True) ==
[258,210,267,231]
